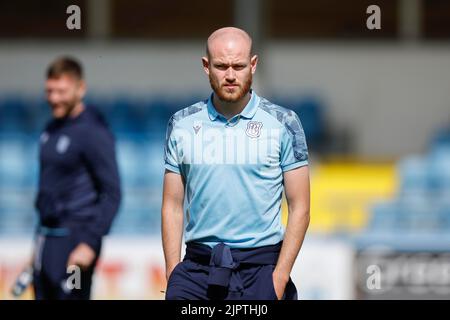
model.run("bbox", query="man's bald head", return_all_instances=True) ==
[206,27,253,59]
[202,27,258,105]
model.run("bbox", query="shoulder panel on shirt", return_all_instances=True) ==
[166,100,207,136]
[258,97,300,129]
[258,97,308,162]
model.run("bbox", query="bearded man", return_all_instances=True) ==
[162,27,310,300]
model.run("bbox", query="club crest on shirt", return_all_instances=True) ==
[245,121,263,138]
[56,135,71,154]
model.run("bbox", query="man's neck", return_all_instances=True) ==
[213,92,251,120]
[69,102,85,118]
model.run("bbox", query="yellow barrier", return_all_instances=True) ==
[282,161,397,233]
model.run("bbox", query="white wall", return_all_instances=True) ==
[1,41,449,157]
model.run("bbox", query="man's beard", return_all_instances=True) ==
[50,99,78,119]
[209,73,252,103]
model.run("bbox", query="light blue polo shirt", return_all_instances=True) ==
[164,91,308,248]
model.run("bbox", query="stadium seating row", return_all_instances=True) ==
[0,94,328,235]
[367,144,450,233]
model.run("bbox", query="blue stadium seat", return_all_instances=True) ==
[397,155,430,199]
[428,146,450,193]
[0,138,28,187]
[367,201,400,232]
[0,97,29,133]
[0,188,36,234]
[431,126,450,149]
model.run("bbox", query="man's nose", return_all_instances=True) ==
[225,67,236,81]
[47,92,60,104]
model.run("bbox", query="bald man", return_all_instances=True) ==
[162,27,310,300]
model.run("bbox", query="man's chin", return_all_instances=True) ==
[216,90,245,103]
[51,107,68,119]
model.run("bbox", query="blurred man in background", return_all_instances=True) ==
[162,27,310,300]
[32,56,121,299]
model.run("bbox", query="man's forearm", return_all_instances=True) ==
[274,208,310,282]
[161,207,184,279]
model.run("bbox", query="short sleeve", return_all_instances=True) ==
[280,111,309,172]
[164,116,181,174]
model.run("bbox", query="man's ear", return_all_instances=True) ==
[250,55,258,74]
[202,56,210,76]
[77,79,87,100]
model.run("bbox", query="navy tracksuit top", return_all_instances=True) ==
[35,106,121,249]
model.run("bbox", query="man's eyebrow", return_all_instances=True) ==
[212,61,247,66]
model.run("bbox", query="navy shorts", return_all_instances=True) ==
[166,259,297,300]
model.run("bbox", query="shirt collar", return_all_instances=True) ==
[207,90,260,121]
